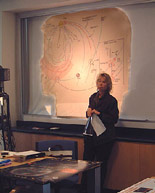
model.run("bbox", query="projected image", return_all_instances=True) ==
[39,8,131,117]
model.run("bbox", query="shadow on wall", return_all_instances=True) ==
[121,65,155,121]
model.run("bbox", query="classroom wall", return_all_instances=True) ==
[0,0,155,128]
[1,12,17,126]
[0,0,99,126]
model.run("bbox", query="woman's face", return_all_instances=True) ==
[96,76,108,93]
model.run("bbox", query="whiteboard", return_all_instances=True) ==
[22,3,155,129]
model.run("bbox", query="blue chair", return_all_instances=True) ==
[36,139,78,160]
[36,139,79,193]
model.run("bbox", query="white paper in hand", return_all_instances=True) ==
[91,114,106,136]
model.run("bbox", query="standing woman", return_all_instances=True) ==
[82,72,119,193]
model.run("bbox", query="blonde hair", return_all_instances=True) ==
[96,72,112,93]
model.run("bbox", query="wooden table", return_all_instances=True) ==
[0,157,101,193]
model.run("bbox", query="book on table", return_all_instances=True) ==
[0,158,11,166]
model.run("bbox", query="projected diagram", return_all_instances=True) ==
[40,8,131,117]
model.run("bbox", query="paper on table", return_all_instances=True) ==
[118,178,155,193]
[12,151,41,156]
[91,114,106,136]
[0,151,17,157]
[0,150,41,157]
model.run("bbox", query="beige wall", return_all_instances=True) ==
[2,12,17,126]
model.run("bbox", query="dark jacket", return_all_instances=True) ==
[87,91,119,145]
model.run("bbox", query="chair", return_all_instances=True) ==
[36,139,78,160]
[36,139,79,193]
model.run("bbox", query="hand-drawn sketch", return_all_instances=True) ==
[40,8,131,117]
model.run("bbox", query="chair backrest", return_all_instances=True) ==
[36,139,78,160]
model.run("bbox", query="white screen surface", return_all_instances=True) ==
[22,3,155,129]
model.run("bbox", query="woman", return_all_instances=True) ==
[81,72,119,193]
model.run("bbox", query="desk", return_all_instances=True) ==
[0,157,101,193]
[118,177,155,193]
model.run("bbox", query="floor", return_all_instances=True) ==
[57,187,119,193]
[103,189,119,193]
[1,180,120,193]
[3,187,120,193]
[60,185,120,193]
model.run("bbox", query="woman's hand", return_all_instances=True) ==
[87,108,100,117]
[87,108,92,117]
[92,109,100,115]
